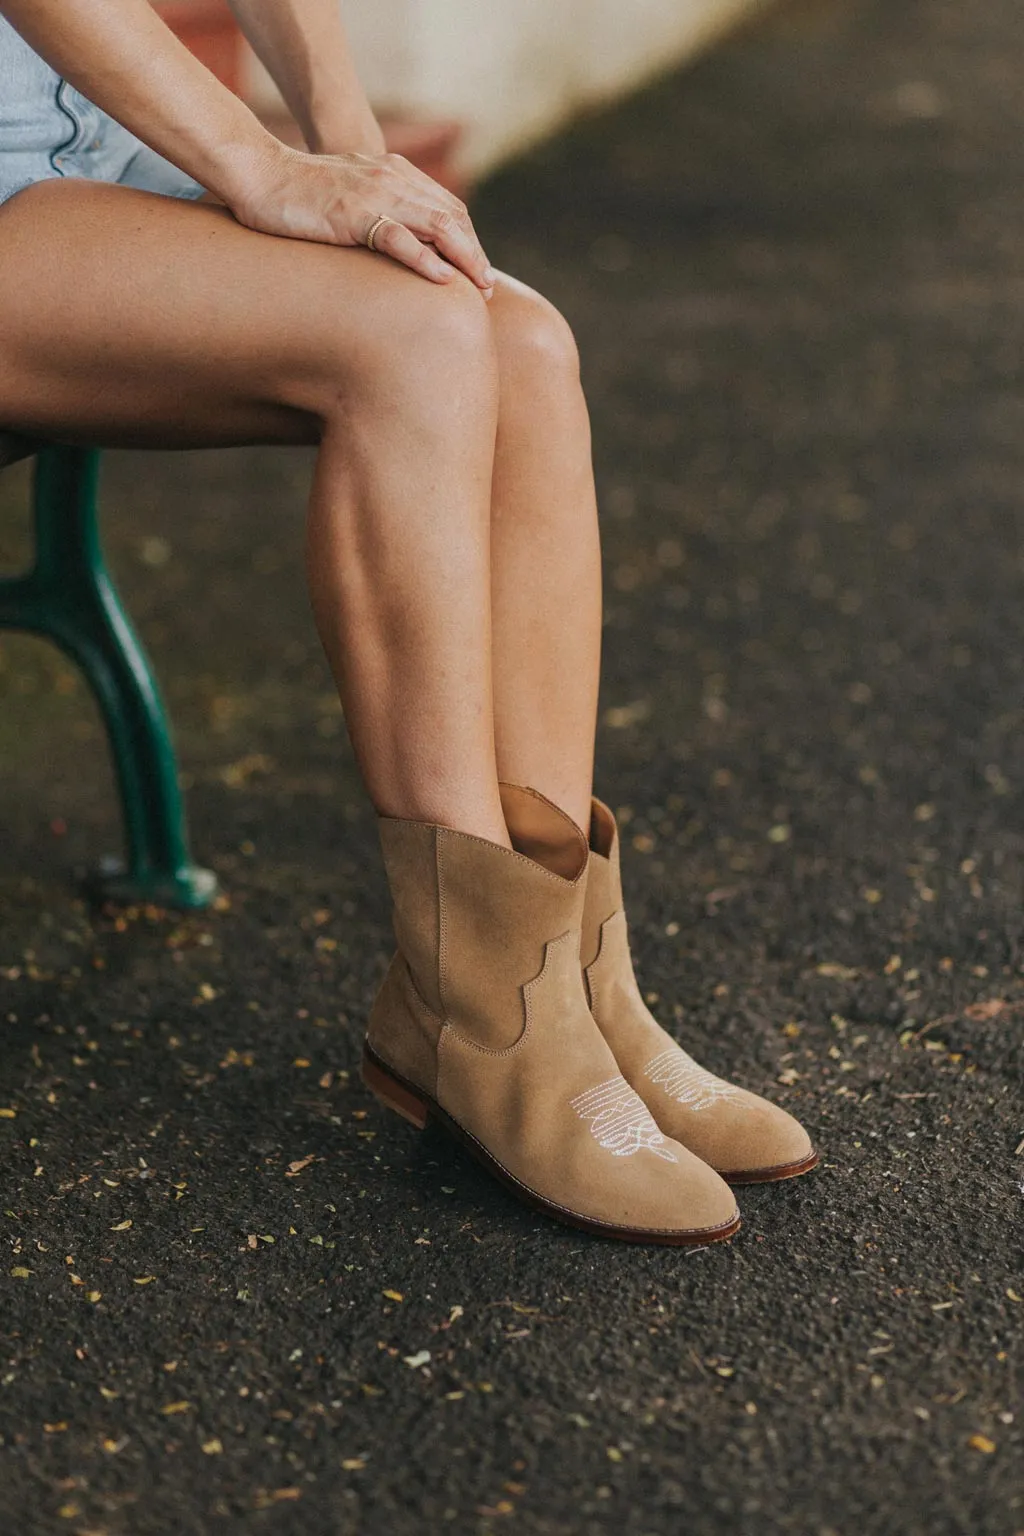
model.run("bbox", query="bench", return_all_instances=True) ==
[0,432,216,908]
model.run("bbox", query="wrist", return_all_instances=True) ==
[307,112,386,158]
[207,128,296,207]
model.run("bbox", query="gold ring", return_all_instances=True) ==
[365,213,391,253]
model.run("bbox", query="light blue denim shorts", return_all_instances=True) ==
[0,14,205,208]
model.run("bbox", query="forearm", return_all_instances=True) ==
[0,0,491,289]
[0,0,282,201]
[227,0,385,155]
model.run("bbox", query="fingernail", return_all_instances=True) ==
[484,265,498,284]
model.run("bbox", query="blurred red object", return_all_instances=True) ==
[379,117,465,198]
[154,0,241,91]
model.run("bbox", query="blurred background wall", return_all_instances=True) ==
[156,0,772,178]
[263,0,773,174]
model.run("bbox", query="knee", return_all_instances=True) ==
[489,277,581,389]
[397,270,497,373]
[322,269,498,421]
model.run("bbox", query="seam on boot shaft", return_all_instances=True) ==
[378,787,591,1055]
[581,849,621,971]
[434,786,588,1027]
[440,927,579,1059]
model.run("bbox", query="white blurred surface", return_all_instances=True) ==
[245,0,770,174]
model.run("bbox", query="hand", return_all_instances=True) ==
[227,143,495,295]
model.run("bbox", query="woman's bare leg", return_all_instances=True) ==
[0,179,509,844]
[485,275,602,834]
[304,344,504,839]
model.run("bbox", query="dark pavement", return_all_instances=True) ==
[2,0,1023,1531]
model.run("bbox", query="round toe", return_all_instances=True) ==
[717,1098,816,1183]
[658,1087,816,1183]
[572,1140,741,1244]
[648,1145,742,1240]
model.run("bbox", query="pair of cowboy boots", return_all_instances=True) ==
[362,785,816,1245]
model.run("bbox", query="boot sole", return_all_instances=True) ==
[361,1043,741,1247]
[721,1149,820,1184]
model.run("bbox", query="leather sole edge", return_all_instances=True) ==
[721,1148,821,1185]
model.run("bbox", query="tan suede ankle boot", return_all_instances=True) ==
[581,798,818,1184]
[362,784,740,1244]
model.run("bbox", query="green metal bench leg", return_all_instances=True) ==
[0,446,216,908]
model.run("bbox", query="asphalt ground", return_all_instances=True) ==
[1,0,1022,1531]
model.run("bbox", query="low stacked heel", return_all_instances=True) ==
[361,1045,429,1130]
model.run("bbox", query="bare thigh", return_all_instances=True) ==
[0,178,478,448]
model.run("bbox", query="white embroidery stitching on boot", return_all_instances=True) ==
[570,1076,678,1161]
[643,1047,745,1113]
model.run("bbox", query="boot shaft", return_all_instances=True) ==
[378,784,589,1051]
[581,796,624,970]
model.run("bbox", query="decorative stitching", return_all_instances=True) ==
[571,1075,678,1162]
[643,1046,745,1113]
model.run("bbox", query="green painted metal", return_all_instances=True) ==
[0,445,216,908]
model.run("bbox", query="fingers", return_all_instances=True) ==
[420,203,495,294]
[367,213,457,286]
[320,152,494,291]
[379,155,495,293]
[394,163,494,292]
[361,202,494,294]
